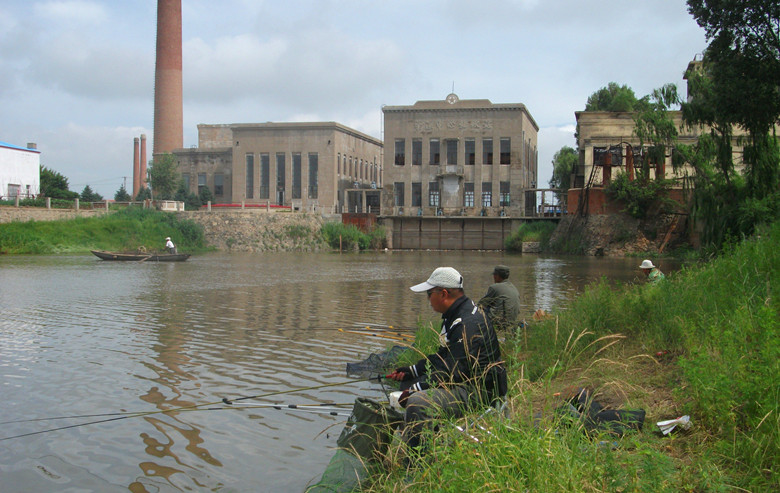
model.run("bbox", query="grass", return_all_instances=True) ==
[0,207,208,254]
[321,222,387,251]
[505,221,558,252]
[366,220,780,492]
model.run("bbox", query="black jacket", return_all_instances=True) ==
[403,296,507,401]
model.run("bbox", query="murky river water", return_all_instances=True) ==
[0,251,671,492]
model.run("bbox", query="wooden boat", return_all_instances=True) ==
[91,250,191,262]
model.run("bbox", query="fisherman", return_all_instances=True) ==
[639,259,664,283]
[165,236,176,254]
[478,264,521,332]
[387,266,507,452]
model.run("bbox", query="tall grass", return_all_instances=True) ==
[505,221,557,252]
[367,221,779,492]
[0,207,207,254]
[320,222,387,251]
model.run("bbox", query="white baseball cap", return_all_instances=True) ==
[640,259,655,269]
[410,267,464,292]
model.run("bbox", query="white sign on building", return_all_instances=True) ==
[0,141,40,200]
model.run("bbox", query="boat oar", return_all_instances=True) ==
[0,376,384,442]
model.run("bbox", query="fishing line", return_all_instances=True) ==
[0,376,384,442]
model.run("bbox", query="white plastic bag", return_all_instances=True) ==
[656,415,691,435]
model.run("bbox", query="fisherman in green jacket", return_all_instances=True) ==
[478,265,521,332]
[640,259,665,283]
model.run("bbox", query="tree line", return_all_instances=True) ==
[550,0,779,252]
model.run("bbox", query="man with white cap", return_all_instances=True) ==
[386,267,507,451]
[165,236,176,254]
[640,259,664,283]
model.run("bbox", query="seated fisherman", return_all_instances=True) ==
[477,265,521,331]
[387,267,507,450]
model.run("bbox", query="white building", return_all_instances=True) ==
[0,142,40,200]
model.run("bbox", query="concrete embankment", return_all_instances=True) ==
[0,206,110,223]
[178,210,338,252]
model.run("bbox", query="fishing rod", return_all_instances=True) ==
[336,329,415,342]
[0,376,385,442]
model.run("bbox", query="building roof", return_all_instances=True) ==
[382,95,539,130]
[0,141,41,154]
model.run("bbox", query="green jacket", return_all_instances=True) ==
[648,268,665,283]
[478,280,521,330]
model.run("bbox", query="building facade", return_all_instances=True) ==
[382,94,539,217]
[0,141,40,200]
[174,122,383,212]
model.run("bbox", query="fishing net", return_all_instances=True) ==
[345,345,407,379]
[306,398,404,492]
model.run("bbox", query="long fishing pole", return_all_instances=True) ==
[0,376,384,442]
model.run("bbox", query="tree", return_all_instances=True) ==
[40,166,78,199]
[135,187,151,201]
[198,185,214,205]
[585,82,647,112]
[114,184,132,202]
[549,146,578,195]
[147,153,179,200]
[175,183,201,211]
[80,185,103,203]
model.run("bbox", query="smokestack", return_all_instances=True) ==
[140,134,148,189]
[152,0,183,158]
[133,137,140,197]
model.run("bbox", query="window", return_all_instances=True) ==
[292,153,301,199]
[412,139,422,165]
[500,138,511,164]
[464,182,475,207]
[308,153,318,199]
[182,174,190,191]
[394,182,405,206]
[482,182,492,207]
[245,154,254,199]
[7,184,20,198]
[337,153,341,175]
[260,153,270,199]
[412,182,422,207]
[395,139,405,166]
[428,181,440,207]
[465,139,475,165]
[429,138,440,165]
[483,138,493,165]
[276,152,285,192]
[214,173,224,196]
[500,181,510,206]
[446,139,458,165]
[349,157,353,177]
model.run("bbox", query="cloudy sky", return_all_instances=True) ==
[0,0,708,198]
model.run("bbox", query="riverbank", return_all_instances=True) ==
[369,221,778,492]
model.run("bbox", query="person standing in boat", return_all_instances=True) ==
[165,236,176,254]
[478,265,521,332]
[387,266,507,452]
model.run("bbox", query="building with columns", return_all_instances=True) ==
[381,93,539,217]
[173,122,382,212]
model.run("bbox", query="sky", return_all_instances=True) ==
[0,0,709,199]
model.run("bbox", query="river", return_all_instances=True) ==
[0,251,669,492]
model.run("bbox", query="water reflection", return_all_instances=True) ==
[0,251,677,492]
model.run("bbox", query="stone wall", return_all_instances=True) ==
[179,210,338,252]
[0,206,109,223]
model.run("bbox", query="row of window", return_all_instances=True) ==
[337,153,381,185]
[244,152,319,200]
[394,138,511,166]
[393,181,511,208]
[183,173,224,196]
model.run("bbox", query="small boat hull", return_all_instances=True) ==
[91,250,191,262]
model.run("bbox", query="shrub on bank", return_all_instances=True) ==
[0,207,207,254]
[505,221,557,252]
[320,222,386,251]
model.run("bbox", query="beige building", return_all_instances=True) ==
[174,122,383,212]
[381,93,539,217]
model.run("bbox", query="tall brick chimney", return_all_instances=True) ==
[133,137,140,197]
[153,0,183,158]
[140,134,148,189]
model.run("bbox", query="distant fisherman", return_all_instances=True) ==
[478,265,521,332]
[640,259,664,283]
[165,236,176,254]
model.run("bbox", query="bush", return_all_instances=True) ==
[505,221,557,252]
[320,222,386,251]
[605,172,677,219]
